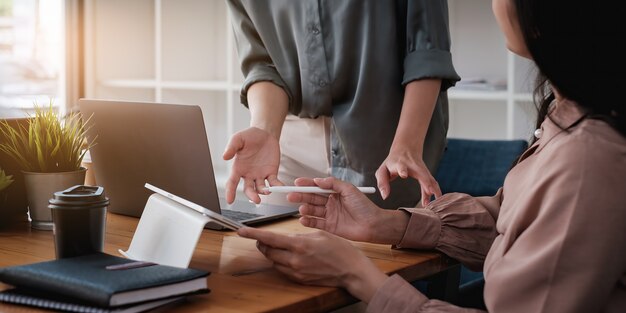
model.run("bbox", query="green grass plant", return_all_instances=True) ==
[0,102,94,173]
[0,168,12,191]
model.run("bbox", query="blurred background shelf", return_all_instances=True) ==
[100,79,241,91]
[84,0,246,191]
[448,0,537,141]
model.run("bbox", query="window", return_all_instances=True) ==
[0,0,64,116]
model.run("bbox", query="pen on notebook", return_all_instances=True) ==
[106,261,157,271]
[261,186,376,194]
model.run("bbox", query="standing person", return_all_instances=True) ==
[223,1,460,209]
[237,0,626,311]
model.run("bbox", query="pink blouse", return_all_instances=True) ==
[367,100,626,312]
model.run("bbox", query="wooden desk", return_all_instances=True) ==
[0,213,459,312]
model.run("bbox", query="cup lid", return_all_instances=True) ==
[49,185,109,206]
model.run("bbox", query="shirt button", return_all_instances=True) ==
[318,80,327,87]
[311,25,320,34]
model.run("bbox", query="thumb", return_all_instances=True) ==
[314,176,362,196]
[223,134,244,160]
[312,177,334,190]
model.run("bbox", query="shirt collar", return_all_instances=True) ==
[535,99,587,152]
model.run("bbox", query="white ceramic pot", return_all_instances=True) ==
[22,168,87,230]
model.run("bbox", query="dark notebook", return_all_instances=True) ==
[0,253,210,308]
[0,288,185,313]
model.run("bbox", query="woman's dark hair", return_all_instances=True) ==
[513,0,625,141]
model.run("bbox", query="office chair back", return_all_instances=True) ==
[435,138,528,196]
[434,138,528,308]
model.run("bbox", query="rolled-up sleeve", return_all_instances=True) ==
[226,0,292,108]
[396,190,502,271]
[403,0,460,89]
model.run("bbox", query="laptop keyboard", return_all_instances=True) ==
[221,209,263,221]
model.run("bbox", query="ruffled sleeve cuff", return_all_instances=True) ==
[396,207,441,249]
[395,193,498,270]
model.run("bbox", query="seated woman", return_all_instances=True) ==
[237,0,626,311]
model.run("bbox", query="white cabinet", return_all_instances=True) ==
[82,0,537,190]
[448,0,537,141]
[83,0,246,187]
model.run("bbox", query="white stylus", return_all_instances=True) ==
[261,186,376,194]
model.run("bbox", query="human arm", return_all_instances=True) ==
[292,177,500,271]
[223,82,288,204]
[241,175,499,311]
[366,275,485,312]
[236,226,484,312]
[376,0,460,206]
[223,1,292,203]
[226,0,292,108]
[376,79,442,206]
[237,227,389,303]
[288,177,410,244]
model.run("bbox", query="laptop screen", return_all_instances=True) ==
[79,99,222,217]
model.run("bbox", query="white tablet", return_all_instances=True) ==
[144,183,245,231]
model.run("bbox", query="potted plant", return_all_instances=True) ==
[0,168,12,191]
[0,116,31,226]
[0,168,14,228]
[0,167,13,203]
[0,103,94,230]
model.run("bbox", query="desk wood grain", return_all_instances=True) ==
[0,213,456,312]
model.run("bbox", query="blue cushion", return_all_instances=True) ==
[435,139,528,196]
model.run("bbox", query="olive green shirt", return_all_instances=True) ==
[227,0,460,208]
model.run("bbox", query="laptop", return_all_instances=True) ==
[78,99,298,230]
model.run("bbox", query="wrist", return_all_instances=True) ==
[247,82,288,140]
[249,123,282,140]
[370,210,410,245]
[389,138,424,155]
[394,79,440,153]
[342,258,388,303]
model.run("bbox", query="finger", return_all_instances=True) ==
[274,263,303,282]
[397,164,408,179]
[255,179,268,195]
[293,177,316,186]
[258,244,293,267]
[237,227,295,250]
[431,181,443,199]
[288,192,329,206]
[222,134,244,161]
[375,166,391,200]
[244,178,261,204]
[312,177,358,196]
[403,166,435,206]
[267,174,284,187]
[421,187,431,207]
[236,226,253,238]
[299,216,327,230]
[298,203,327,218]
[420,177,442,207]
[225,174,240,204]
[422,182,442,208]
